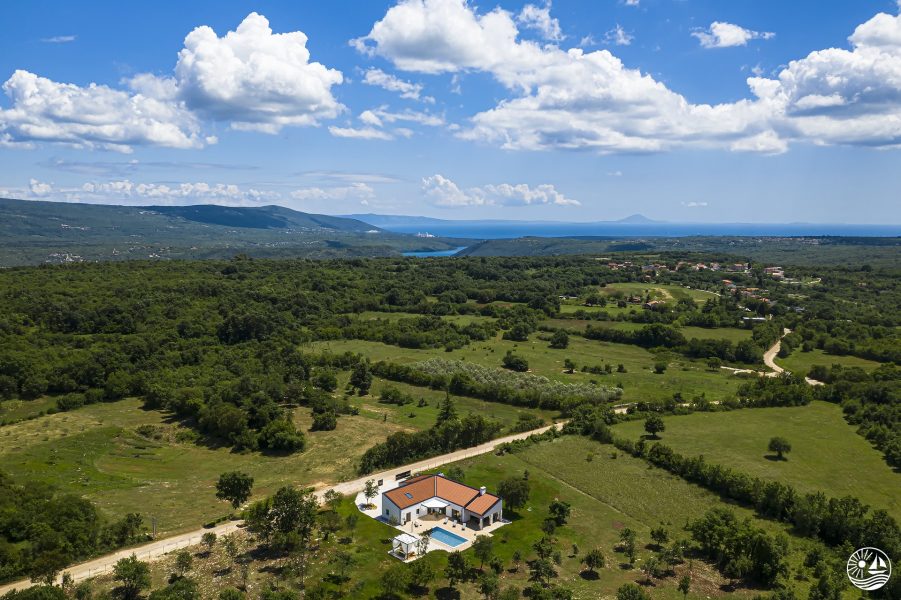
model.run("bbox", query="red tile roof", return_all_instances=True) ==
[383,475,501,514]
[465,493,501,516]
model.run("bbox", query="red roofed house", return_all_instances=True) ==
[382,474,503,530]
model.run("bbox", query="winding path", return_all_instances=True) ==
[762,328,824,386]
[0,422,563,595]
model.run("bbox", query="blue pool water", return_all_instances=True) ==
[428,526,467,547]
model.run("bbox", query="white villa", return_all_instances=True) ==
[382,473,503,530]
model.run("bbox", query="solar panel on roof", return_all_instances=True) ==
[404,492,413,499]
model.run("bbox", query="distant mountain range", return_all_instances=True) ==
[344,213,662,228]
[0,198,464,266]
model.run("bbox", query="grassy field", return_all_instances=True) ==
[349,311,493,325]
[680,326,752,343]
[543,319,752,343]
[87,435,820,600]
[775,348,883,375]
[311,331,745,404]
[614,402,899,519]
[599,282,718,304]
[0,396,58,424]
[0,399,419,536]
[0,383,555,537]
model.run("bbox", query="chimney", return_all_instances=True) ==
[479,486,486,496]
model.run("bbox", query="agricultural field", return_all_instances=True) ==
[353,376,558,432]
[775,348,884,375]
[613,402,899,520]
[312,330,746,404]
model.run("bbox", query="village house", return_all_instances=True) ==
[382,474,503,530]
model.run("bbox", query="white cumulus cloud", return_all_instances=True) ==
[328,125,394,140]
[172,12,343,132]
[291,183,375,200]
[692,22,774,49]
[359,0,901,153]
[362,68,431,102]
[422,174,578,207]
[516,3,564,42]
[14,178,278,205]
[0,70,205,152]
[0,13,343,150]
[604,25,633,46]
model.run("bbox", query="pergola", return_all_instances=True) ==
[421,497,449,514]
[391,533,419,560]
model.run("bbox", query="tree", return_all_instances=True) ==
[409,557,435,591]
[502,351,529,372]
[349,362,372,396]
[582,548,605,577]
[416,530,431,556]
[312,369,337,392]
[258,419,305,452]
[148,577,199,600]
[619,528,637,565]
[530,537,558,587]
[380,563,411,598]
[437,391,458,424]
[641,556,660,584]
[201,532,217,554]
[548,500,571,526]
[549,331,569,349]
[219,590,245,600]
[473,535,494,570]
[644,415,665,438]
[363,479,379,508]
[563,358,576,374]
[319,510,341,540]
[27,551,68,586]
[768,436,792,460]
[445,551,470,588]
[174,549,193,575]
[678,575,691,599]
[653,361,667,374]
[330,550,355,582]
[479,571,501,600]
[113,555,150,600]
[222,535,239,567]
[497,477,530,512]
[310,410,337,432]
[323,489,344,512]
[650,526,669,549]
[216,471,254,510]
[616,583,650,600]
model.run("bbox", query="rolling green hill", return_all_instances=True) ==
[0,198,467,265]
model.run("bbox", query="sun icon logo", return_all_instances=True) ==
[847,547,892,591]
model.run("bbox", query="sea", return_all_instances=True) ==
[389,222,901,240]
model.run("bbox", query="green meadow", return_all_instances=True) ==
[614,402,899,519]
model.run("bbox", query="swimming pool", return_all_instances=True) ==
[428,526,467,547]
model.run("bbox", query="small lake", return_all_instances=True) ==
[402,246,467,257]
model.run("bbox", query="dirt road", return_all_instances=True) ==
[0,422,563,594]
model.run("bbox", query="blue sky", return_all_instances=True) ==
[1,0,900,223]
